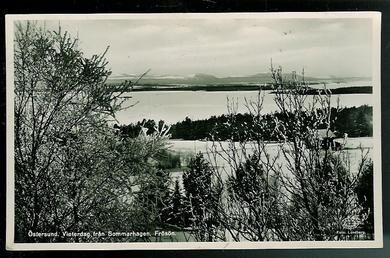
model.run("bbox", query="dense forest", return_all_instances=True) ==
[115,105,373,141]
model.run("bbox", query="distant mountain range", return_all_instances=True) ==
[108,73,371,86]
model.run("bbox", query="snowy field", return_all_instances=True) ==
[167,137,373,184]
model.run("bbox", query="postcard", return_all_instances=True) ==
[5,12,382,250]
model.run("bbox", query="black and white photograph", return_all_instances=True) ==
[5,13,382,249]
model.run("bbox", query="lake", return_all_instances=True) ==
[115,90,373,124]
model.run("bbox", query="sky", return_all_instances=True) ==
[37,16,374,78]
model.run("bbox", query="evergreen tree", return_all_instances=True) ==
[225,152,283,241]
[356,160,374,233]
[183,153,222,241]
[133,169,171,231]
[162,179,187,227]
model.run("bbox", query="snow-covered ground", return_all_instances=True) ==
[167,137,373,183]
[168,137,372,154]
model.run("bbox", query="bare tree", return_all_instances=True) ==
[207,64,371,241]
[269,65,369,240]
[14,21,168,242]
[207,90,286,241]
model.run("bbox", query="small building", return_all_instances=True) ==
[315,129,342,150]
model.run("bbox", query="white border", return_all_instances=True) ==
[5,12,383,250]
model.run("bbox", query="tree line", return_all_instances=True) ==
[116,105,373,141]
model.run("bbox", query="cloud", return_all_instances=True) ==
[36,17,373,77]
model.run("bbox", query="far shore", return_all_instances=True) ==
[110,84,372,94]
